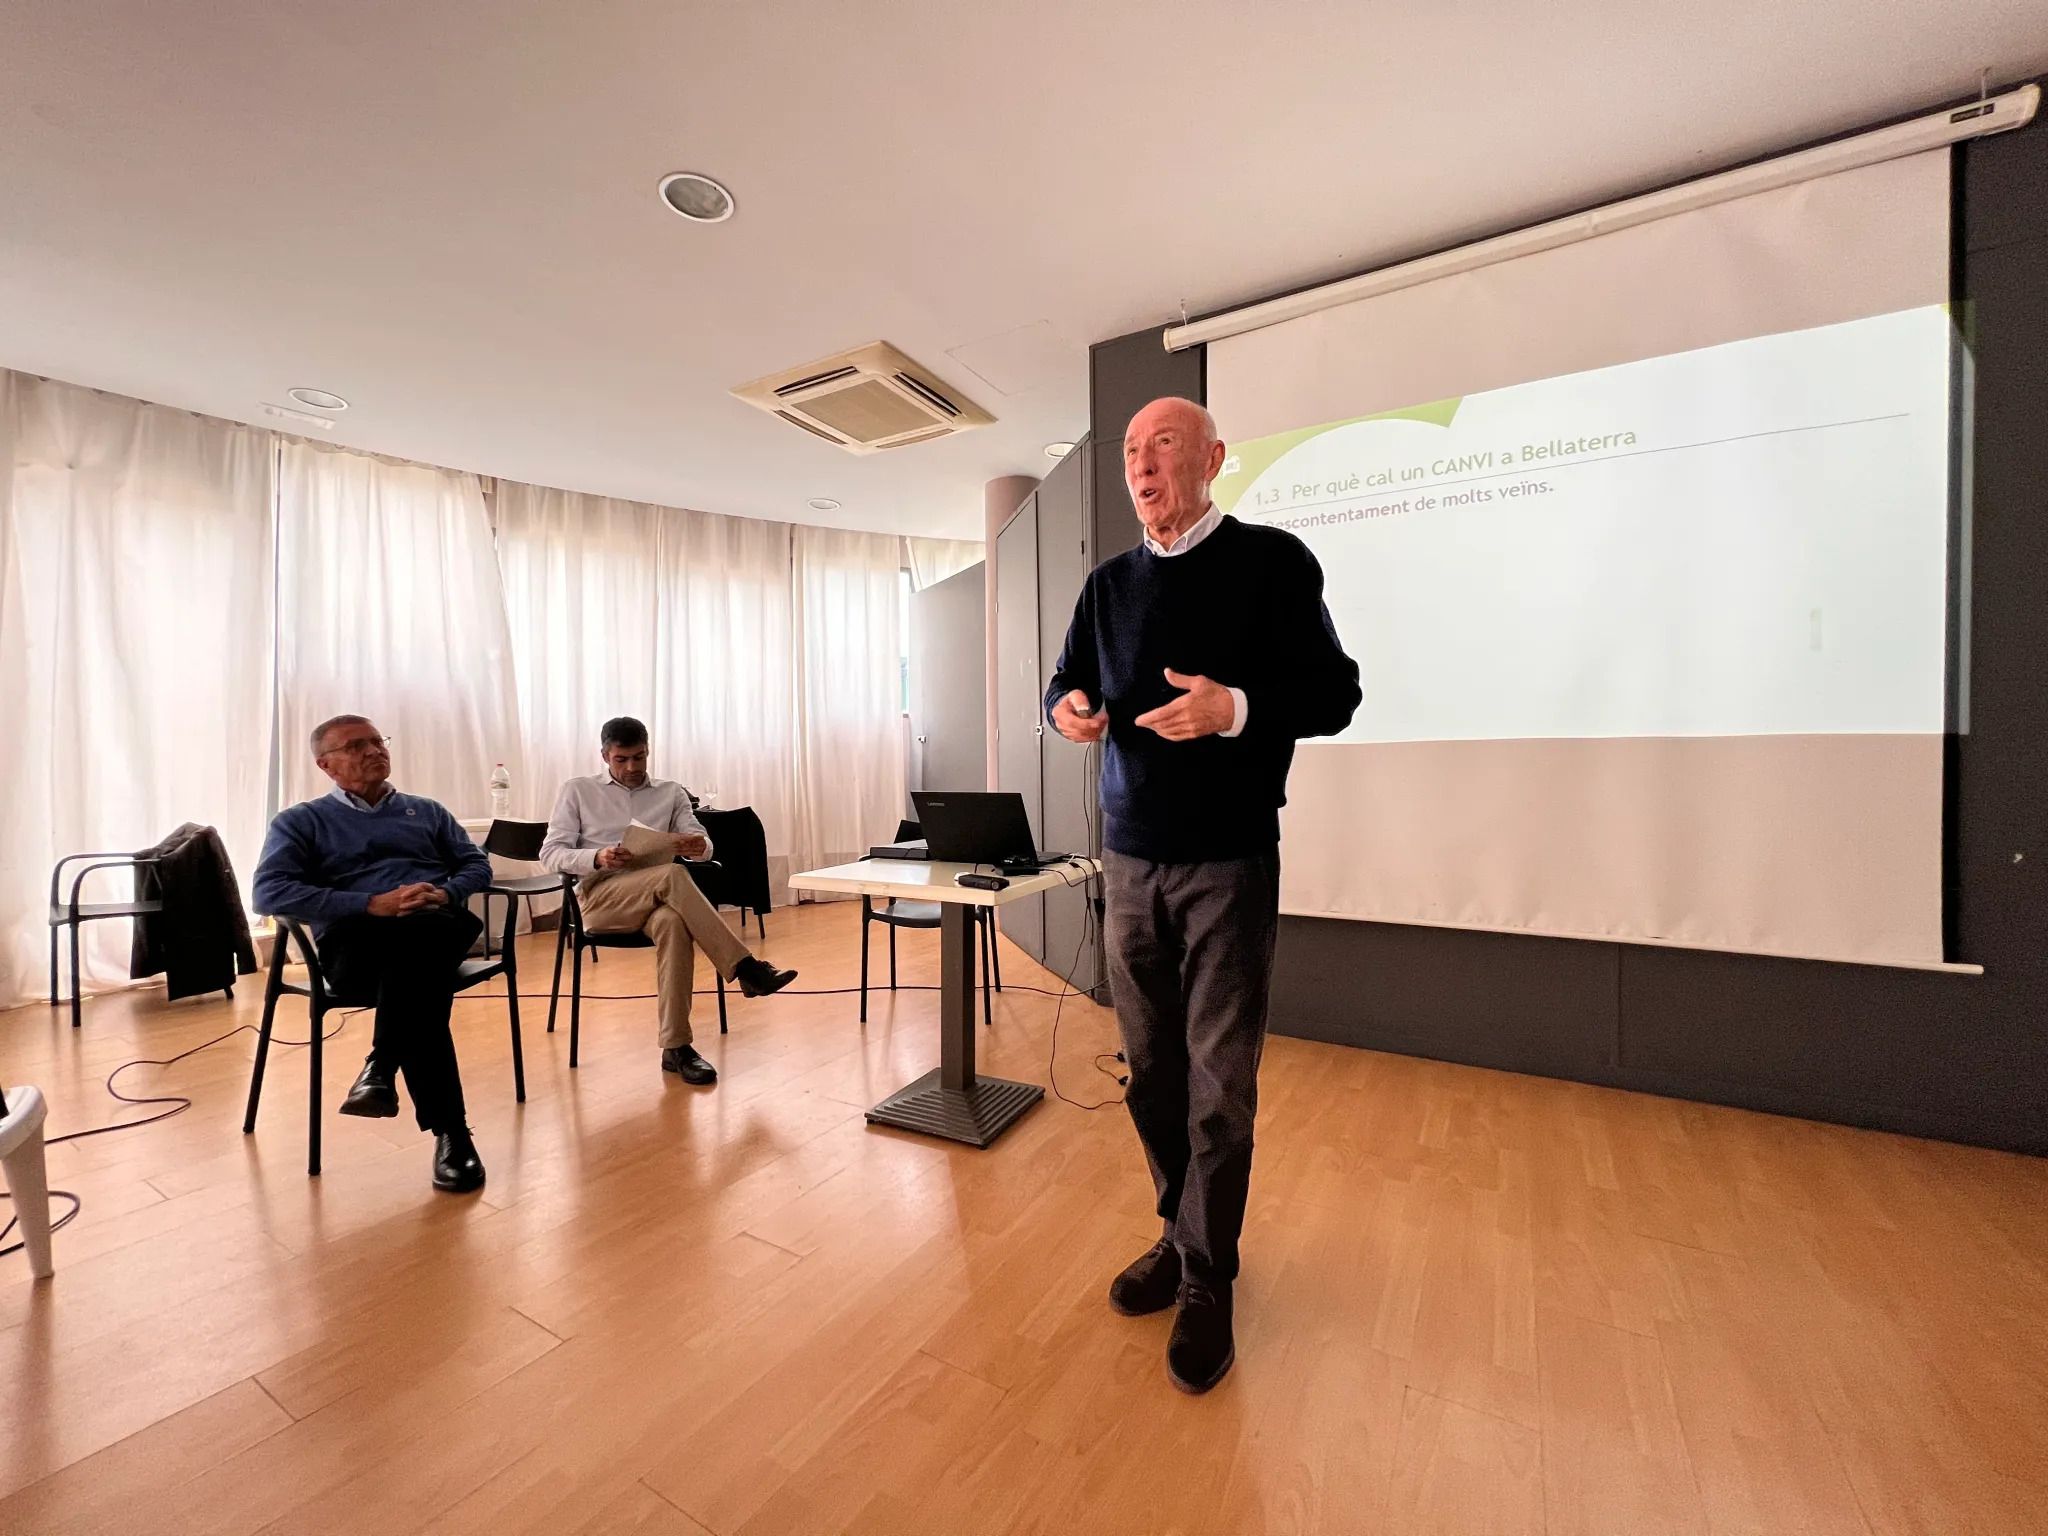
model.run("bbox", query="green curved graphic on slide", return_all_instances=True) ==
[1213,397,1462,515]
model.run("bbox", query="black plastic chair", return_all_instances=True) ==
[546,864,729,1068]
[476,818,566,958]
[243,897,527,1178]
[860,820,1001,1027]
[48,852,166,1030]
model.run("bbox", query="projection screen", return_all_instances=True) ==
[1206,150,1956,966]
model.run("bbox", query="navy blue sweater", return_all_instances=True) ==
[1045,515,1361,862]
[252,788,493,937]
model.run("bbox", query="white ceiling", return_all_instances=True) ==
[3,1,2045,539]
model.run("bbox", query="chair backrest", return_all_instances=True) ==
[696,807,772,914]
[894,819,921,843]
[483,818,549,861]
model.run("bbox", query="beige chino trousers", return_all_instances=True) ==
[576,864,752,1048]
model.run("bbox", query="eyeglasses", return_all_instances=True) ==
[321,735,392,758]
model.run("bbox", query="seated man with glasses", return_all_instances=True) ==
[252,714,494,1193]
[541,715,796,1086]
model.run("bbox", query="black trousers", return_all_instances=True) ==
[318,907,480,1134]
[1101,848,1281,1288]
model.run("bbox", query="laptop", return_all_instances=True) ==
[910,791,1043,869]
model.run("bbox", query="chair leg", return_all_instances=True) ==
[547,909,568,1033]
[69,922,82,1029]
[888,922,898,991]
[859,902,871,1023]
[308,1001,324,1178]
[989,913,1001,992]
[508,978,526,1104]
[243,978,283,1134]
[479,893,494,959]
[716,972,728,1035]
[48,923,59,1008]
[569,941,584,1069]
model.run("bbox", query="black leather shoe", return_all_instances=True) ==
[1107,1239,1182,1316]
[734,957,798,998]
[431,1129,486,1193]
[661,1045,718,1084]
[338,1058,399,1118]
[1166,1280,1235,1394]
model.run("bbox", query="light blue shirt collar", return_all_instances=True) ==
[328,784,398,813]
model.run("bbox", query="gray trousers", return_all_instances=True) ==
[1102,848,1281,1288]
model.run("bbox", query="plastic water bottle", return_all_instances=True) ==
[489,763,511,818]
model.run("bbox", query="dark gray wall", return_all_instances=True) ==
[908,560,987,800]
[1084,101,2048,1154]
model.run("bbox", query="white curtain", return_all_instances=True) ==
[791,526,908,877]
[494,484,667,819]
[652,499,797,894]
[496,483,798,893]
[276,442,521,819]
[905,536,984,591]
[0,373,274,1007]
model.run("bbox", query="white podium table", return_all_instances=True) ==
[791,858,1100,1148]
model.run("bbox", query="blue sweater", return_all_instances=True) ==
[252,788,493,936]
[1045,515,1361,863]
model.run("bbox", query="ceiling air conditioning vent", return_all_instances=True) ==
[875,425,953,449]
[734,341,993,453]
[774,365,860,397]
[774,410,844,445]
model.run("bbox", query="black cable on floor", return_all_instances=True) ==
[3,1005,367,1250]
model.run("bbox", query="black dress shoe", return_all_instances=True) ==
[338,1058,400,1118]
[431,1129,486,1193]
[1166,1280,1235,1394]
[734,957,798,998]
[1107,1239,1182,1316]
[661,1045,718,1084]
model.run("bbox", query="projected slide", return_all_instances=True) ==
[1211,307,1952,747]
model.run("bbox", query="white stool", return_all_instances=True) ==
[0,1086,54,1279]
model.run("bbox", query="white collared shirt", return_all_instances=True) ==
[1142,499,1225,558]
[1142,501,1247,737]
[539,773,711,878]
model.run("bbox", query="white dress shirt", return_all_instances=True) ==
[1142,501,1248,737]
[540,773,711,880]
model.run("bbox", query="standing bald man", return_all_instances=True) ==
[1045,397,1360,1393]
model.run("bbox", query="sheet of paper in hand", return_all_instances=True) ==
[620,820,678,869]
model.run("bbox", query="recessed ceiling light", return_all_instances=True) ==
[1044,441,1076,459]
[807,497,842,512]
[657,171,736,223]
[287,387,349,411]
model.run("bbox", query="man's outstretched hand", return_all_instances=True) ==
[1133,669,1234,741]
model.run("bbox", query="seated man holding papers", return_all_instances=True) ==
[540,716,796,1085]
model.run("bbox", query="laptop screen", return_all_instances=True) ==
[910,791,1040,865]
